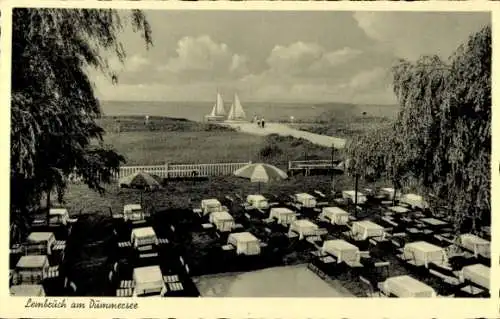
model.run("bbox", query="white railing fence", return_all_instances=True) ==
[114,161,252,179]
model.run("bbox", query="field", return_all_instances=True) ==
[97,116,335,167]
[294,108,395,138]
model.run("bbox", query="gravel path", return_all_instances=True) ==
[221,122,346,149]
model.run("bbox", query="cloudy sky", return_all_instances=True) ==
[90,10,490,104]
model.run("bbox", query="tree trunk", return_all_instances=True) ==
[46,188,51,224]
[354,174,359,217]
[330,146,335,183]
[392,180,397,206]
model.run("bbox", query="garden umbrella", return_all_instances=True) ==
[233,163,288,192]
[119,171,162,206]
[119,171,162,189]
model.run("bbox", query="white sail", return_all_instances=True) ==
[206,92,226,121]
[227,93,246,120]
[214,92,226,116]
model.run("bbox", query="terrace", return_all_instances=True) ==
[11,176,490,298]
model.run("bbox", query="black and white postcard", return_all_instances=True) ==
[0,1,496,318]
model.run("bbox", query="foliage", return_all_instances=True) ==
[345,25,491,232]
[11,8,152,234]
[392,25,491,232]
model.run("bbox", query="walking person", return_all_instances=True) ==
[261,117,265,128]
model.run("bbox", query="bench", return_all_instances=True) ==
[53,240,66,251]
[158,238,169,244]
[320,256,336,264]
[163,275,179,283]
[314,190,326,198]
[118,241,132,248]
[168,282,184,292]
[139,252,158,259]
[116,288,133,297]
[201,223,214,230]
[120,280,135,288]
[46,266,60,279]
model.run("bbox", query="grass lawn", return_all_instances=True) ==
[104,130,265,165]
[98,116,334,166]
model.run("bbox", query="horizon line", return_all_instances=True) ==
[99,99,399,106]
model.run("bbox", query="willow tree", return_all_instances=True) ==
[344,127,391,211]
[392,25,491,233]
[11,8,152,239]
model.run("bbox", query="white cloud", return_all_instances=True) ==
[161,35,248,76]
[107,54,150,73]
[266,42,362,76]
[343,67,388,90]
[126,55,150,72]
[353,12,490,61]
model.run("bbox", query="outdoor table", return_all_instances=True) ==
[26,232,56,255]
[380,275,436,297]
[322,239,360,264]
[209,211,235,232]
[400,193,429,210]
[14,255,50,285]
[201,199,222,215]
[123,204,146,222]
[403,241,447,267]
[351,220,385,241]
[389,206,410,214]
[319,207,349,225]
[131,227,158,248]
[227,232,261,255]
[294,193,317,208]
[289,219,319,240]
[133,265,167,297]
[380,188,401,200]
[269,207,297,226]
[342,190,367,205]
[10,284,46,296]
[459,234,490,259]
[462,264,490,289]
[246,194,269,210]
[420,218,448,227]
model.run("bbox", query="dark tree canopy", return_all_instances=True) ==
[11,8,152,239]
[345,25,490,233]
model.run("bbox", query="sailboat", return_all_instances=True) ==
[205,92,226,122]
[226,93,247,122]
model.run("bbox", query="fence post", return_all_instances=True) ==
[165,163,169,179]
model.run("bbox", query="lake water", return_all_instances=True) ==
[101,100,399,122]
